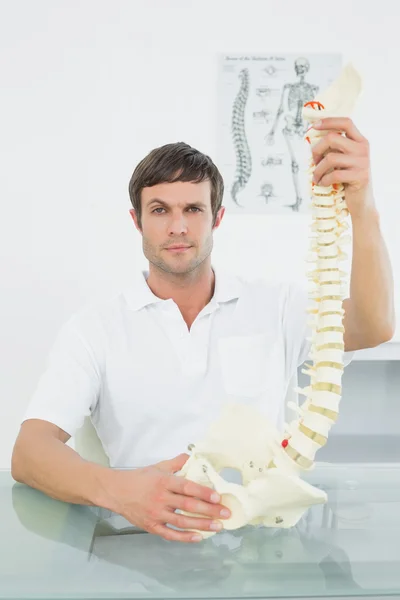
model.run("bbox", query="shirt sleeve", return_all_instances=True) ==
[282,281,355,382]
[22,314,102,437]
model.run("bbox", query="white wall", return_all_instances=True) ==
[1,0,399,468]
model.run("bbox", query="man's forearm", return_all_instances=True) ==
[349,205,396,342]
[12,435,115,509]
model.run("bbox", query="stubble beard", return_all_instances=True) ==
[143,233,214,276]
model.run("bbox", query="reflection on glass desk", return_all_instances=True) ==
[1,463,400,599]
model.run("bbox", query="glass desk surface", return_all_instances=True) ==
[1,463,400,600]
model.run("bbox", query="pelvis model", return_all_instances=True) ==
[176,63,363,539]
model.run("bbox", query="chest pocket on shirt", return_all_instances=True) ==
[218,333,274,398]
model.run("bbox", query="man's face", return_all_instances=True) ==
[130,180,224,275]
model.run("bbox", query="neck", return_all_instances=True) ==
[146,260,215,325]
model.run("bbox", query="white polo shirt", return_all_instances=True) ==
[23,268,354,468]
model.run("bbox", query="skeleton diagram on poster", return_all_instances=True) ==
[217,54,342,214]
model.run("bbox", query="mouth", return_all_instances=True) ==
[165,245,192,253]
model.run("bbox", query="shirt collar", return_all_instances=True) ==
[123,266,242,312]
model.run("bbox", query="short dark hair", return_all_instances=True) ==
[128,142,224,227]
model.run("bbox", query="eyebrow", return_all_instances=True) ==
[147,198,207,209]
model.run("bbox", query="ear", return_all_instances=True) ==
[212,206,225,231]
[129,209,142,233]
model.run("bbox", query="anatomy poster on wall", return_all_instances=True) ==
[217,53,342,214]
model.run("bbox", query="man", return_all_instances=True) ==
[12,119,395,543]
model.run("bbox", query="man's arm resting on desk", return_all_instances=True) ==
[11,419,114,509]
[11,419,232,542]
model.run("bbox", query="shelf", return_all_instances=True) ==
[352,340,400,361]
[315,434,400,463]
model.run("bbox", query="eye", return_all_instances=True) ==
[152,207,165,214]
[188,206,201,212]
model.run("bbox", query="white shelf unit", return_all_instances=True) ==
[352,340,400,361]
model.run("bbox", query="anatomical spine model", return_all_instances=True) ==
[177,63,362,539]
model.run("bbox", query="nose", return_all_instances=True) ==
[168,213,188,237]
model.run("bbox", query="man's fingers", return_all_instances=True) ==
[312,153,358,184]
[151,523,203,543]
[317,168,365,189]
[312,132,359,164]
[168,473,221,505]
[313,117,366,143]
[163,509,223,533]
[166,489,231,520]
